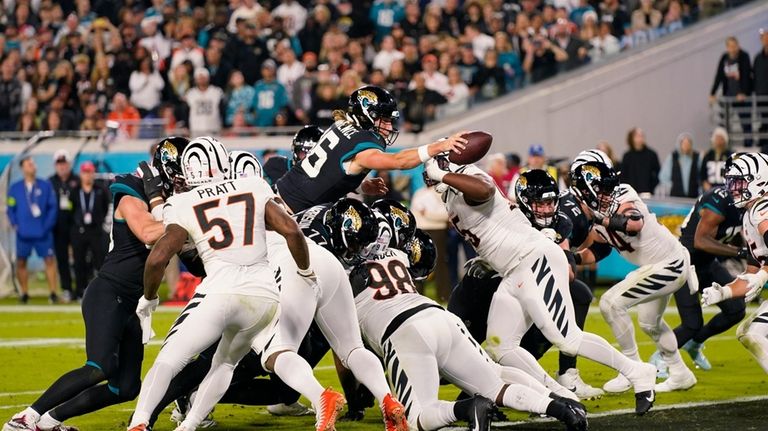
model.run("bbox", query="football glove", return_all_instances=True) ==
[464,257,496,279]
[701,283,732,306]
[136,296,159,344]
[738,269,768,302]
[138,161,164,201]
[424,155,458,183]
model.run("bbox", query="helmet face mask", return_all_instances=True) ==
[292,126,323,165]
[323,198,378,266]
[181,137,231,189]
[570,162,620,217]
[404,229,436,281]
[724,153,768,208]
[229,150,263,179]
[152,136,190,197]
[515,169,560,228]
[349,86,400,146]
[371,199,416,249]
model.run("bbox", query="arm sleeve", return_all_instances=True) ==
[589,241,613,262]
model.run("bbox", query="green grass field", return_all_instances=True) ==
[0,293,766,430]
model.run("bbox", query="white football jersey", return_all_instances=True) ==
[592,184,684,266]
[443,171,542,276]
[742,195,768,265]
[354,248,437,355]
[163,176,278,299]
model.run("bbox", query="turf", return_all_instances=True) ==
[0,294,766,430]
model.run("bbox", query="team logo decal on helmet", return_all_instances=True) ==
[343,206,363,231]
[358,90,378,107]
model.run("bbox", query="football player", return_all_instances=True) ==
[275,85,467,212]
[702,152,768,373]
[127,137,315,431]
[424,156,657,415]
[229,150,263,179]
[263,125,322,187]
[348,226,588,431]
[571,160,697,393]
[3,137,189,431]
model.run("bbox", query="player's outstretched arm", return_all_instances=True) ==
[594,202,644,235]
[265,199,311,271]
[143,224,188,300]
[353,131,468,171]
[425,158,495,204]
[117,196,166,245]
[694,208,743,257]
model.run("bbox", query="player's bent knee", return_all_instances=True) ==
[555,333,581,357]
[638,317,663,338]
[120,380,142,401]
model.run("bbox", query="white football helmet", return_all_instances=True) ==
[181,137,230,188]
[570,149,613,174]
[724,152,768,208]
[229,150,263,179]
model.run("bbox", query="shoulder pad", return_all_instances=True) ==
[749,197,768,223]
[110,174,147,203]
[614,183,638,204]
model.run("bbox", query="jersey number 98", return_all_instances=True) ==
[369,260,416,300]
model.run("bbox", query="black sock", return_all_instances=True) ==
[558,353,577,376]
[32,365,105,414]
[49,384,121,422]
[452,397,474,421]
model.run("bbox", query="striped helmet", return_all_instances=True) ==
[229,150,263,179]
[181,137,230,188]
[724,152,768,208]
[570,149,613,174]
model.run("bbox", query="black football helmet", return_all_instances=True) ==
[570,161,621,216]
[403,229,437,281]
[323,198,379,265]
[152,136,190,196]
[371,199,416,249]
[292,125,323,166]
[515,169,559,229]
[348,85,400,146]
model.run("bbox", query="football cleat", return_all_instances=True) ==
[127,425,148,431]
[267,402,314,417]
[655,368,697,393]
[547,399,588,431]
[462,395,496,431]
[682,340,712,370]
[634,390,655,416]
[381,394,408,431]
[543,376,580,402]
[557,369,604,400]
[42,425,80,431]
[170,397,216,428]
[602,373,631,394]
[316,388,346,431]
[3,413,37,431]
[648,351,669,379]
[625,362,657,415]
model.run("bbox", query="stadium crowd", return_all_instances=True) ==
[0,0,731,138]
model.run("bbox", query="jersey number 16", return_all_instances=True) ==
[302,130,340,178]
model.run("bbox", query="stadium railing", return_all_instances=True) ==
[712,95,768,145]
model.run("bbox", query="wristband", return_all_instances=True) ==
[151,204,164,221]
[297,267,315,277]
[418,145,431,163]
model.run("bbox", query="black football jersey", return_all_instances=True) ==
[293,203,333,251]
[263,155,292,190]
[679,186,743,261]
[558,191,592,249]
[276,121,386,212]
[98,174,151,298]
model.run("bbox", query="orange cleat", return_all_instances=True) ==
[126,424,147,431]
[381,394,408,431]
[315,388,346,431]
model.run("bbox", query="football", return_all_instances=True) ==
[448,131,493,165]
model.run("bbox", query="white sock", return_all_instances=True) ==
[740,333,768,373]
[273,352,324,408]
[498,366,550,393]
[501,384,551,415]
[416,401,456,431]
[346,348,391,403]
[182,361,236,430]
[20,407,40,422]
[130,362,176,427]
[35,413,60,430]
[577,332,639,377]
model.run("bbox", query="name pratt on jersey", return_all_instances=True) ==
[195,180,238,199]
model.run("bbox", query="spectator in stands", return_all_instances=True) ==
[128,57,165,117]
[309,82,344,128]
[186,67,224,135]
[552,18,590,72]
[420,54,450,96]
[457,44,482,84]
[710,36,753,146]
[7,157,59,304]
[465,24,495,61]
[471,49,507,102]
[620,127,660,195]
[631,0,662,33]
[443,66,471,116]
[487,153,513,191]
[662,0,684,34]
[494,32,524,91]
[107,93,141,137]
[411,184,451,301]
[597,140,621,170]
[570,0,597,26]
[139,18,172,65]
[523,34,567,83]
[49,150,80,302]
[272,0,308,36]
[33,61,57,108]
[169,63,192,102]
[276,43,305,101]
[590,22,621,62]
[600,0,631,39]
[252,59,288,127]
[373,35,405,76]
[226,21,268,85]
[402,72,447,133]
[754,29,768,150]
[205,46,232,90]
[700,127,731,192]
[225,70,255,127]
[0,58,22,131]
[400,2,424,40]
[370,0,405,43]
[659,132,700,198]
[71,161,109,300]
[228,0,262,33]
[171,34,205,73]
